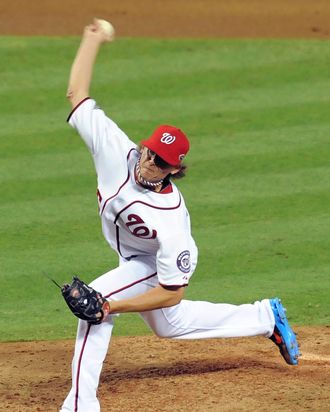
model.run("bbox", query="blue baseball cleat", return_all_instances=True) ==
[269,298,301,365]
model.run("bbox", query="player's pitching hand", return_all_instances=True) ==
[83,18,115,43]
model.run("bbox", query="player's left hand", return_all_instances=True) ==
[61,277,110,324]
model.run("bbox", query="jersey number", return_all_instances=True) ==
[125,214,157,239]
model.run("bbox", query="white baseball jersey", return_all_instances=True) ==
[68,98,198,287]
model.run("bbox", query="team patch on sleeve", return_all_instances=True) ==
[176,250,191,273]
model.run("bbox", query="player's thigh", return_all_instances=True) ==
[140,299,209,337]
[140,303,185,338]
[89,256,157,300]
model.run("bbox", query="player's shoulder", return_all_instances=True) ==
[67,97,96,122]
[67,97,120,133]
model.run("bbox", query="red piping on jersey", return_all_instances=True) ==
[159,282,189,288]
[67,97,91,122]
[113,194,182,225]
[104,272,158,299]
[100,148,137,215]
[101,149,175,215]
[74,323,91,412]
[116,225,136,259]
[115,225,125,258]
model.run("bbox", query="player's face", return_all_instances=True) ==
[139,147,179,182]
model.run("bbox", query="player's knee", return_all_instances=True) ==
[152,329,168,338]
[151,324,179,339]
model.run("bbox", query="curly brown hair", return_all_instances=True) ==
[170,163,187,179]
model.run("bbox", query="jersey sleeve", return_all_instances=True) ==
[67,98,135,157]
[156,233,198,287]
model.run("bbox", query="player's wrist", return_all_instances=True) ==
[101,300,111,322]
[108,300,119,315]
[81,33,104,50]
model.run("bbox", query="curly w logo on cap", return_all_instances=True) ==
[160,133,176,144]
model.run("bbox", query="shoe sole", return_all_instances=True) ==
[270,298,300,365]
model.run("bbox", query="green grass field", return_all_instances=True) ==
[1,37,329,341]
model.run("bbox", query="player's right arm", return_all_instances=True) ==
[108,285,185,314]
[67,19,114,108]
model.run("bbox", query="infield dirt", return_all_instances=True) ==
[1,1,330,411]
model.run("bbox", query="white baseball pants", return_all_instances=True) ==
[60,256,275,412]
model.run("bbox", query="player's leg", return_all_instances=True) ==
[141,297,299,365]
[87,270,297,366]
[60,256,156,412]
[60,318,113,412]
[140,298,275,339]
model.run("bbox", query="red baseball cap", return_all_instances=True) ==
[141,125,190,167]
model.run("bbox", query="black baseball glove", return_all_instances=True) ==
[61,276,110,325]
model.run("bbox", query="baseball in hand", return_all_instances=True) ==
[98,19,115,38]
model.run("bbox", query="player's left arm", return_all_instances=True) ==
[108,285,185,314]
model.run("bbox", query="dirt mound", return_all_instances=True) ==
[1,326,329,411]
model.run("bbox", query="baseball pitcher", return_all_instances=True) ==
[59,19,300,412]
